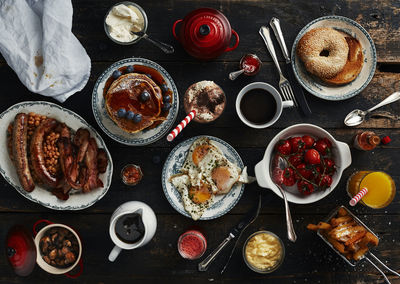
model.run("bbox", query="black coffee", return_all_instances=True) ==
[240,89,277,124]
[115,213,145,244]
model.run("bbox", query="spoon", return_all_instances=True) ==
[228,54,262,81]
[344,92,400,126]
[131,31,174,54]
[270,155,297,242]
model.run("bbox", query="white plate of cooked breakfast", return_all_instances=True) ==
[292,15,376,101]
[0,101,113,210]
[92,58,179,146]
[162,136,251,220]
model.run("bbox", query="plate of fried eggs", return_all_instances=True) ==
[162,136,250,220]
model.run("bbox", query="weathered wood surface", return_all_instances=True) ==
[0,0,400,283]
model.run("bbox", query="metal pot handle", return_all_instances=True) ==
[65,258,84,279]
[172,19,183,40]
[33,219,53,236]
[224,29,239,52]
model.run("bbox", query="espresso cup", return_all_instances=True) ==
[236,82,293,128]
[108,201,157,262]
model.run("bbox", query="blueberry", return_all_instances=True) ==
[145,74,152,79]
[163,95,171,103]
[112,70,122,79]
[161,84,169,93]
[117,108,126,118]
[140,91,150,102]
[133,113,142,123]
[126,110,135,120]
[126,65,134,73]
[162,103,171,112]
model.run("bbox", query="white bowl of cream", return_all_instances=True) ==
[104,2,147,45]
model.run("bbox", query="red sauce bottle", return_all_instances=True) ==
[354,131,380,151]
[177,229,207,260]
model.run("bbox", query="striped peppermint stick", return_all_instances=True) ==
[349,187,368,206]
[167,110,196,142]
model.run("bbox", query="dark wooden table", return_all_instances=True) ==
[1,0,400,283]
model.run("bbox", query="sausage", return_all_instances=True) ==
[12,113,35,192]
[30,118,60,188]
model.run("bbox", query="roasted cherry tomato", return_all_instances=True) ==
[323,158,335,173]
[272,168,284,185]
[289,153,303,167]
[305,149,321,165]
[296,163,312,180]
[275,139,292,155]
[297,180,314,195]
[302,135,315,149]
[320,175,333,187]
[315,139,331,156]
[289,137,305,153]
[282,167,296,186]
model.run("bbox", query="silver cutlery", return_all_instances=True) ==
[131,31,174,54]
[269,17,312,116]
[259,26,296,106]
[198,194,262,272]
[270,156,297,242]
[344,92,400,126]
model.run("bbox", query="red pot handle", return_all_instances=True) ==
[33,219,53,236]
[65,258,83,279]
[172,19,183,40]
[224,29,239,52]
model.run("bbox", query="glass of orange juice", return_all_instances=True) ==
[347,171,396,209]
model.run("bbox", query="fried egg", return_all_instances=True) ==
[169,137,249,220]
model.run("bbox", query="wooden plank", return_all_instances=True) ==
[0,62,399,133]
[0,213,398,283]
[0,146,399,214]
[0,0,399,63]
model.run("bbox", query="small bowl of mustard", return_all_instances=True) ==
[242,230,285,274]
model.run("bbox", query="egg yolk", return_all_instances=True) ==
[212,166,233,192]
[189,183,212,204]
[192,145,211,166]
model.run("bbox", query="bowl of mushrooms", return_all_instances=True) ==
[33,220,82,276]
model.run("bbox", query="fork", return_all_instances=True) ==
[259,26,298,106]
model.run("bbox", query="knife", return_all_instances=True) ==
[269,17,312,116]
[198,194,262,272]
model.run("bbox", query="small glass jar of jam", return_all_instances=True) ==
[121,164,143,186]
[177,229,207,260]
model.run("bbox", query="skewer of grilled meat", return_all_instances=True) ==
[11,113,35,192]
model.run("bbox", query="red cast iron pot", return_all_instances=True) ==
[172,8,239,60]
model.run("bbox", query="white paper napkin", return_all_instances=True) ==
[0,0,91,102]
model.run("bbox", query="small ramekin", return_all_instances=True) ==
[242,230,285,274]
[104,1,148,45]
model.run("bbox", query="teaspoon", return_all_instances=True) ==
[131,31,174,54]
[344,92,400,126]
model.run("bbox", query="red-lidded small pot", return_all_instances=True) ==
[6,220,83,278]
[172,8,239,60]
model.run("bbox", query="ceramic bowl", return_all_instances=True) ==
[34,224,82,275]
[104,1,148,45]
[254,124,352,204]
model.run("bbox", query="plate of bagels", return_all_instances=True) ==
[292,15,376,101]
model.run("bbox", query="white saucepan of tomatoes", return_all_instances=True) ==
[255,124,352,204]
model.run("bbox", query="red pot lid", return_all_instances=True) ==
[6,225,37,276]
[180,8,234,59]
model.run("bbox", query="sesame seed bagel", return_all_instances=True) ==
[297,28,349,79]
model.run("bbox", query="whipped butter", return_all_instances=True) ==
[105,4,144,43]
[245,232,283,271]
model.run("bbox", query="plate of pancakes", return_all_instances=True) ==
[292,15,376,101]
[92,58,179,145]
[162,136,247,220]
